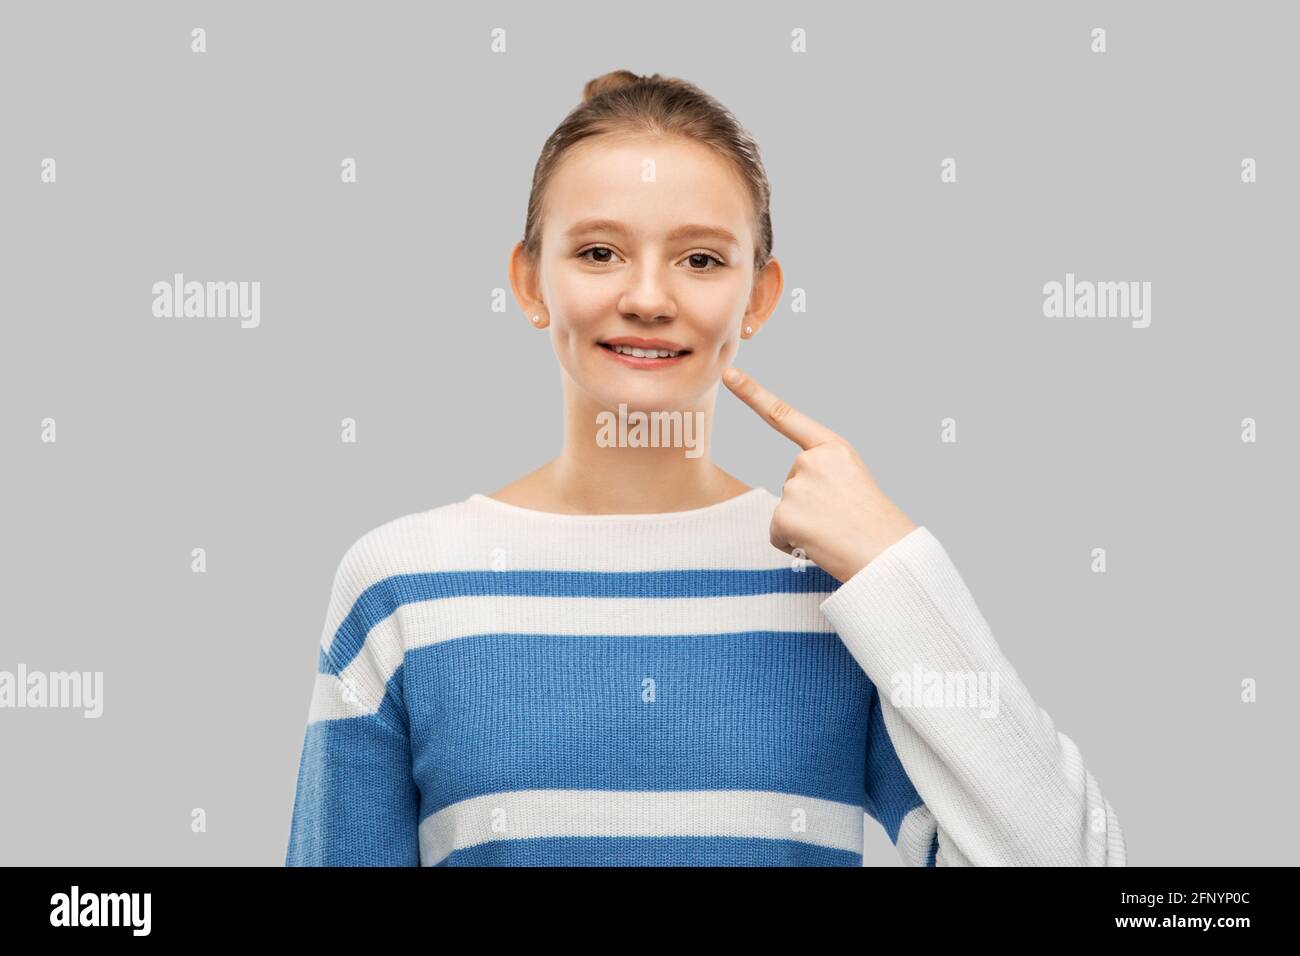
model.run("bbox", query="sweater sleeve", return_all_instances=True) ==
[817,526,1126,866]
[284,544,421,866]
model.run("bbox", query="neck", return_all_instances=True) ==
[534,375,745,514]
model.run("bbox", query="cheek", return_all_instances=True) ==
[693,274,749,315]
[700,286,749,350]
[662,280,745,347]
[549,268,610,324]
[713,338,742,367]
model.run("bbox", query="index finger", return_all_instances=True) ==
[722,366,842,450]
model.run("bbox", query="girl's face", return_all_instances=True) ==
[529,133,777,413]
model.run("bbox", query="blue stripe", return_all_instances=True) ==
[323,567,841,673]
[285,706,420,866]
[407,631,873,815]
[436,835,862,867]
[863,686,926,844]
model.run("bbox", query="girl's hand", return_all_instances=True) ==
[723,366,919,584]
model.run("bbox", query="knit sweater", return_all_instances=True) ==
[284,487,1126,866]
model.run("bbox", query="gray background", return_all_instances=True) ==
[1,0,1295,866]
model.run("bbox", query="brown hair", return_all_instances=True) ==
[521,69,774,273]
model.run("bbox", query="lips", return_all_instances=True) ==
[598,336,691,354]
[597,341,692,368]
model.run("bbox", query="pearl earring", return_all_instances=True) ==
[531,315,542,324]
[744,326,753,335]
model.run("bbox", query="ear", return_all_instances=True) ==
[507,241,548,327]
[742,256,784,337]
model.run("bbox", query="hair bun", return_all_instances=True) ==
[581,69,644,104]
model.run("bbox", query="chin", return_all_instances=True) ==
[594,383,706,415]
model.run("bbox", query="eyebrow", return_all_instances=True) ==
[563,217,740,248]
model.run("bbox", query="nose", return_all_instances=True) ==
[617,262,677,323]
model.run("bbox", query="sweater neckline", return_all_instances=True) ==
[466,487,772,522]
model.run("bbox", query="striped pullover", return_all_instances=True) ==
[284,487,1126,866]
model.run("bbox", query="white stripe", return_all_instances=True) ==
[403,592,836,646]
[306,673,355,723]
[897,801,943,866]
[320,592,836,720]
[317,491,789,645]
[936,825,972,866]
[417,788,864,865]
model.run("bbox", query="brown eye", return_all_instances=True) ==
[684,252,725,271]
[578,246,617,264]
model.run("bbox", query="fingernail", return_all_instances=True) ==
[723,368,741,385]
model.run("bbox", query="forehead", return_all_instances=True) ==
[544,133,753,242]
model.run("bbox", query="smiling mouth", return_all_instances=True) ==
[598,343,692,360]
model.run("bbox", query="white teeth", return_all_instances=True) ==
[609,344,683,358]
